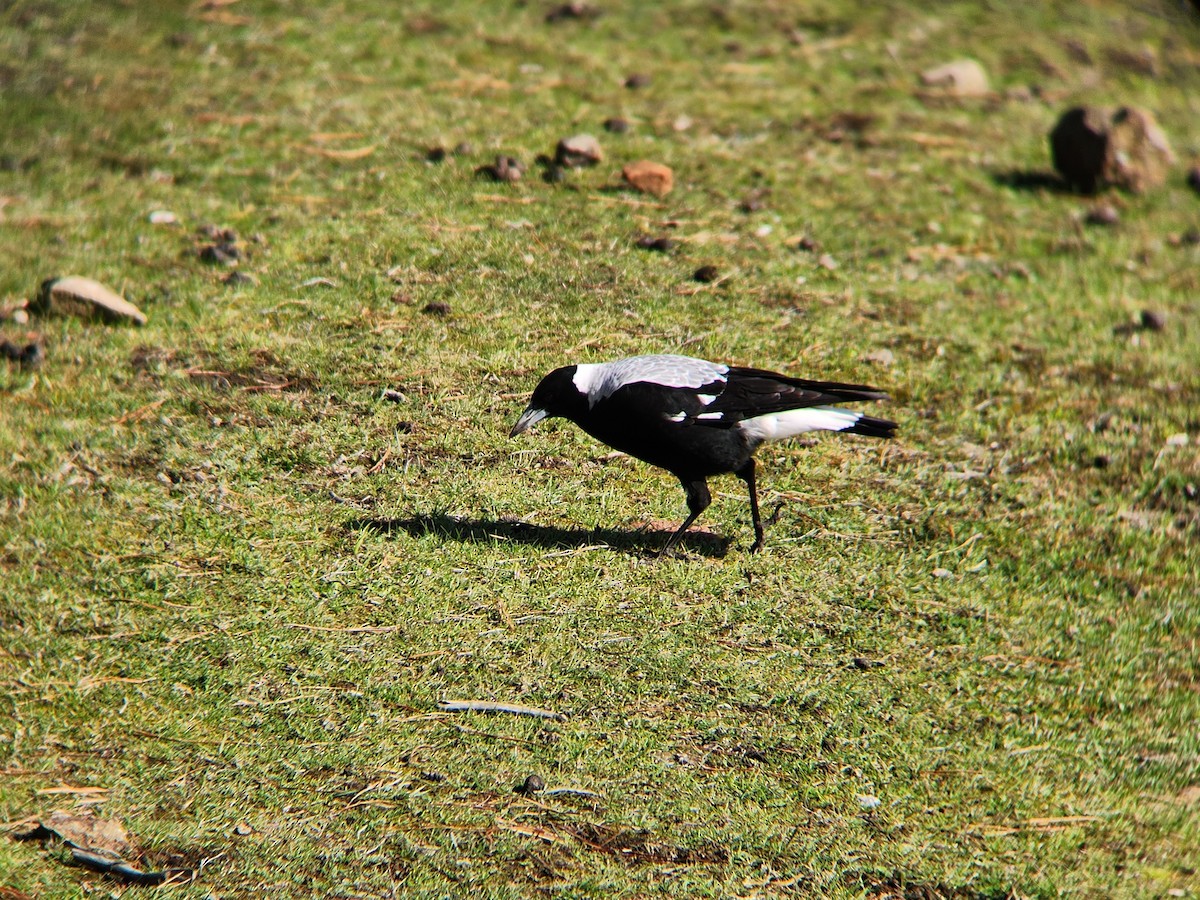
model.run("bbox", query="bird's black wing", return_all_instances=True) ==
[691,367,890,427]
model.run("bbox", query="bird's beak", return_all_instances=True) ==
[509,406,547,437]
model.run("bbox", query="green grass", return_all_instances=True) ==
[2,0,1199,896]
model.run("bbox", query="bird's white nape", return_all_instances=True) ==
[739,406,863,443]
[571,363,602,398]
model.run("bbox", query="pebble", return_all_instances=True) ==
[920,59,989,97]
[516,774,545,795]
[817,253,838,271]
[635,235,675,253]
[693,265,720,283]
[1140,309,1166,331]
[603,117,629,134]
[555,134,602,168]
[1,339,44,369]
[476,155,524,183]
[545,3,600,23]
[624,73,651,89]
[423,301,451,316]
[1086,204,1120,226]
[148,210,178,225]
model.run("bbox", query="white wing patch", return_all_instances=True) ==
[575,355,729,407]
[739,406,862,443]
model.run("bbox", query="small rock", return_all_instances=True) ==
[200,242,240,265]
[624,73,651,89]
[672,114,693,132]
[222,271,257,287]
[1085,204,1120,226]
[425,146,448,163]
[1050,106,1175,194]
[635,235,675,253]
[852,657,884,670]
[1093,454,1111,469]
[1187,165,1200,194]
[622,160,673,197]
[555,134,602,168]
[516,774,545,795]
[817,253,838,271]
[920,59,989,97]
[423,301,451,316]
[738,188,769,213]
[693,265,720,283]
[35,276,147,326]
[858,794,882,810]
[148,210,178,225]
[476,155,524,183]
[932,567,954,579]
[10,308,29,325]
[1140,309,1166,332]
[233,823,252,836]
[381,389,406,403]
[861,348,895,367]
[603,116,629,134]
[545,2,600,23]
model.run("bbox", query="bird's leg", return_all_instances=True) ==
[659,479,711,557]
[736,460,765,553]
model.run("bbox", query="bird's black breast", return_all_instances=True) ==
[568,381,753,479]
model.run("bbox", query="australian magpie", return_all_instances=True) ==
[510,354,897,554]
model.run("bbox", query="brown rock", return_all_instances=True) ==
[920,59,989,97]
[476,155,524,182]
[555,134,602,168]
[1050,106,1174,194]
[35,276,147,325]
[1107,107,1174,193]
[622,160,673,197]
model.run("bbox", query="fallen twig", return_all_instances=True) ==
[437,700,565,721]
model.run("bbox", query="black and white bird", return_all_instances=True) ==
[510,354,897,554]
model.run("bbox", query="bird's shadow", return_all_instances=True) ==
[990,168,1081,195]
[345,513,731,559]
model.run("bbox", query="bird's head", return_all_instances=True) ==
[509,365,587,437]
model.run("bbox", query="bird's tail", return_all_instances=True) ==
[843,413,898,439]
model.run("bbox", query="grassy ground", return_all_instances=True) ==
[2,0,1199,896]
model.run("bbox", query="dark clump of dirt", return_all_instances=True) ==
[566,823,728,866]
[852,871,1013,900]
[131,346,315,393]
